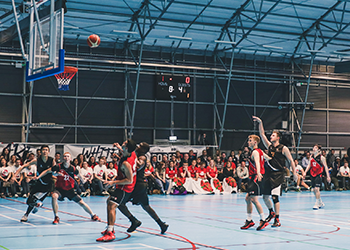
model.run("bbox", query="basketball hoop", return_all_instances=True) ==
[55,66,78,91]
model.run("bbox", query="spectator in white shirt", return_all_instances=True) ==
[294,159,310,191]
[236,162,249,192]
[338,161,350,190]
[106,162,118,182]
[11,159,25,198]
[93,158,108,195]
[0,158,14,197]
[8,155,17,167]
[79,161,94,197]
[23,153,37,198]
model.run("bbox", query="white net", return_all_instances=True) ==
[55,69,77,91]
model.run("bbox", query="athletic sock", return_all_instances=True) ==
[316,198,321,204]
[259,213,265,220]
[107,225,114,232]
[275,214,279,219]
[247,213,252,221]
[269,208,274,214]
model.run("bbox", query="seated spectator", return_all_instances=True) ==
[77,154,86,169]
[0,158,13,197]
[175,151,182,165]
[330,156,341,190]
[189,150,196,161]
[22,153,37,198]
[166,161,177,180]
[93,158,108,195]
[1,148,10,163]
[88,156,98,169]
[221,152,227,163]
[229,150,238,165]
[200,150,209,165]
[193,162,214,194]
[170,155,179,167]
[151,155,158,170]
[236,162,249,192]
[11,158,26,197]
[239,147,250,163]
[162,155,169,168]
[55,152,61,164]
[338,161,350,190]
[222,162,237,193]
[36,148,41,158]
[110,153,120,169]
[327,149,336,168]
[72,158,79,167]
[8,155,17,167]
[206,160,223,193]
[188,160,198,180]
[215,156,224,174]
[144,160,157,194]
[302,151,311,169]
[196,157,202,166]
[215,149,221,158]
[154,162,169,194]
[294,159,310,191]
[181,154,190,167]
[79,161,94,196]
[106,162,118,182]
[21,151,30,165]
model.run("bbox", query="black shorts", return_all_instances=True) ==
[53,188,82,202]
[130,182,149,206]
[310,175,322,188]
[247,176,263,196]
[262,171,284,195]
[109,188,132,205]
[30,180,54,196]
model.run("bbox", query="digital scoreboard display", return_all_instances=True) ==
[155,75,191,101]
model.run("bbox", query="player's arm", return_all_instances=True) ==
[17,171,23,184]
[320,156,331,182]
[252,150,262,181]
[262,151,272,161]
[303,161,311,179]
[282,146,297,181]
[35,167,52,180]
[252,116,271,148]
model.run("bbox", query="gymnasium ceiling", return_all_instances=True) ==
[2,0,350,62]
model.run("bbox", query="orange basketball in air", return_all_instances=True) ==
[87,34,100,48]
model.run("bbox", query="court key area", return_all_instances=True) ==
[0,191,349,250]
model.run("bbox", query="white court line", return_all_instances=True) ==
[138,243,164,249]
[14,244,163,250]
[0,213,36,227]
[0,204,72,226]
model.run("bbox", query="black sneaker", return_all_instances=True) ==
[272,218,281,227]
[240,220,255,230]
[127,220,142,232]
[265,211,275,222]
[160,222,169,234]
[256,220,268,231]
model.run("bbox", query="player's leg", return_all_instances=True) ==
[51,191,60,224]
[71,192,100,221]
[312,175,324,209]
[118,204,142,232]
[241,194,255,229]
[271,186,281,227]
[250,195,268,230]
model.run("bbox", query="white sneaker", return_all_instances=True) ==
[20,215,28,222]
[319,202,325,209]
[102,191,109,196]
[313,203,319,210]
[22,194,27,198]
[80,192,86,197]
[14,194,19,198]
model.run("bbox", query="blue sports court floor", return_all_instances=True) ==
[0,191,349,250]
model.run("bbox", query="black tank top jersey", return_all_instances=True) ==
[136,165,147,183]
[37,156,54,184]
[267,144,285,172]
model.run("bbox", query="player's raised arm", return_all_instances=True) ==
[252,116,271,149]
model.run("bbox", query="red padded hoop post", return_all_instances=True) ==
[55,66,78,91]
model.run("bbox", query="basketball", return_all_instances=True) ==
[87,34,100,48]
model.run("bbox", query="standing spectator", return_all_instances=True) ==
[1,148,10,162]
[175,151,182,165]
[151,155,158,170]
[189,150,196,161]
[55,152,61,164]
[93,158,108,195]
[154,162,169,194]
[338,161,350,190]
[326,149,336,167]
[302,151,311,169]
[198,132,208,145]
[88,156,98,169]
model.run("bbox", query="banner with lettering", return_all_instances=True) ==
[64,144,121,162]
[0,143,55,158]
[149,145,206,162]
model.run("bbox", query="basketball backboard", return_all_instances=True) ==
[26,1,64,82]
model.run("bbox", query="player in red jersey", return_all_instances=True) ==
[303,144,331,210]
[51,152,100,224]
[96,139,137,242]
[241,135,270,231]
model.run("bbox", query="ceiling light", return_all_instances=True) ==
[262,45,283,50]
[214,40,236,45]
[166,35,192,40]
[112,30,138,35]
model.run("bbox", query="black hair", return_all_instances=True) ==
[126,139,137,152]
[40,145,50,151]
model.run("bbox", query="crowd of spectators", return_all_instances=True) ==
[0,146,349,198]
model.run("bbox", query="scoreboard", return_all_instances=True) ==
[155,75,191,101]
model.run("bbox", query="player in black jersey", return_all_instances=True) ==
[253,116,297,227]
[14,145,56,222]
[117,142,169,234]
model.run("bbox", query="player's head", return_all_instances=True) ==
[248,134,260,149]
[122,139,137,156]
[270,131,281,143]
[313,144,322,154]
[136,142,150,157]
[63,152,72,162]
[40,145,50,156]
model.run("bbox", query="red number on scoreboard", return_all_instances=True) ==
[185,77,190,84]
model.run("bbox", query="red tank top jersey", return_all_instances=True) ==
[197,167,207,178]
[248,148,265,176]
[206,166,217,178]
[55,164,75,191]
[166,167,177,178]
[188,165,197,178]
[116,151,137,193]
[310,157,324,177]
